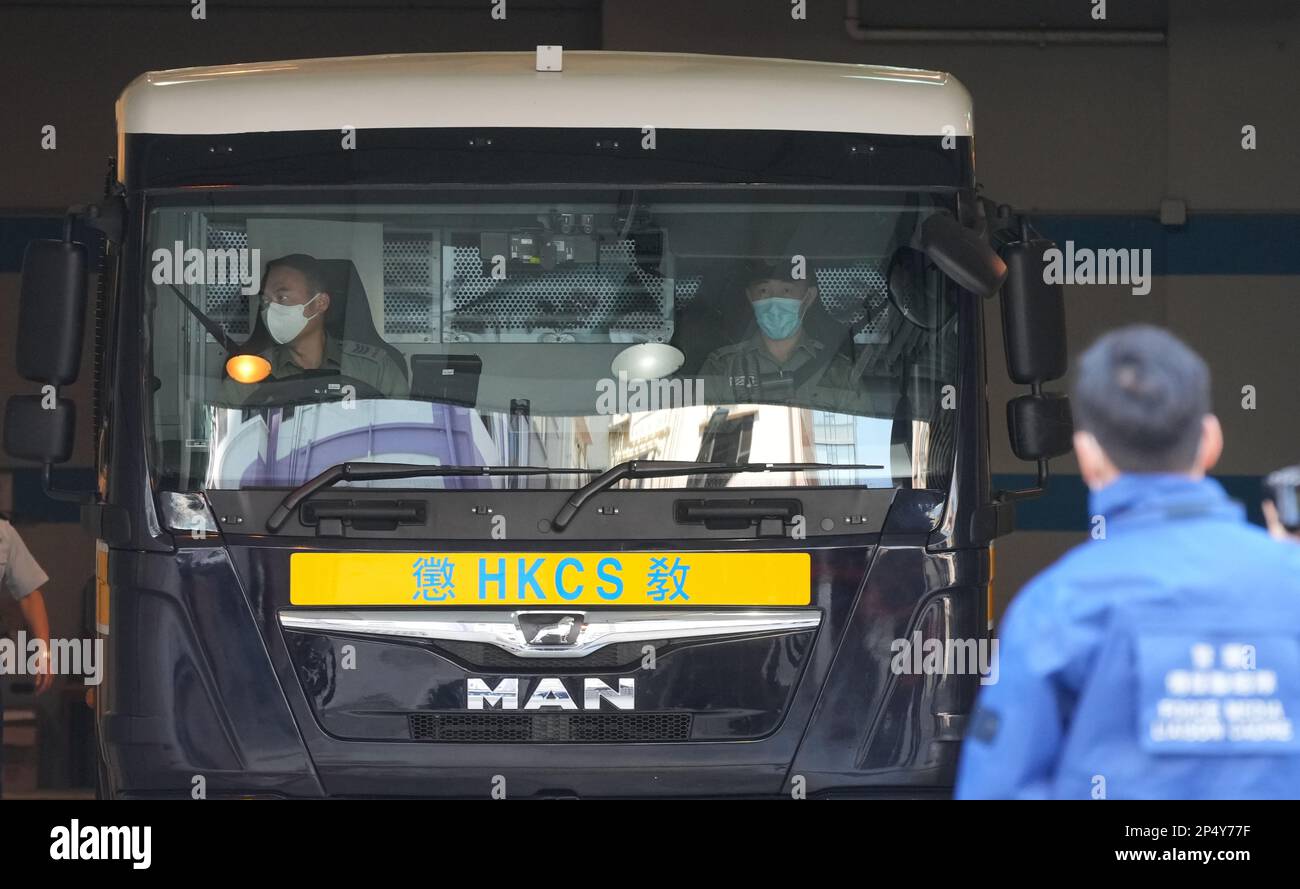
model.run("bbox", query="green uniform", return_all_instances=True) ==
[219,334,407,403]
[698,334,869,413]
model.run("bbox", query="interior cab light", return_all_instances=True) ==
[225,353,271,384]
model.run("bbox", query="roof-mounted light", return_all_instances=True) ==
[536,45,563,72]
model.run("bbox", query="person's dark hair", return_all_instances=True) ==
[1070,324,1211,473]
[264,253,326,295]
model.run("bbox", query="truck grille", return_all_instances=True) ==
[408,712,692,743]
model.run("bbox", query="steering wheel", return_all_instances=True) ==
[232,371,387,407]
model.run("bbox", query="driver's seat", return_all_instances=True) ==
[243,258,409,384]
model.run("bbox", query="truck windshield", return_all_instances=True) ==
[145,187,959,493]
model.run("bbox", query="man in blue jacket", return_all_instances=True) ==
[957,325,1300,799]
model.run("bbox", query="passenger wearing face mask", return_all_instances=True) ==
[698,258,863,411]
[221,254,407,402]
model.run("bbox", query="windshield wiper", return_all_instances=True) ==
[267,462,597,532]
[549,460,883,532]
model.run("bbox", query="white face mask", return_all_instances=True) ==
[264,292,322,344]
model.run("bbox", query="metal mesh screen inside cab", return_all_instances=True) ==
[408,712,692,743]
[444,240,685,342]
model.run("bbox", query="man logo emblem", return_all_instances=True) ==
[517,612,584,647]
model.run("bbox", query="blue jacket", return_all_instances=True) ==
[956,474,1300,799]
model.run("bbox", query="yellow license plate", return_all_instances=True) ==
[290,551,810,607]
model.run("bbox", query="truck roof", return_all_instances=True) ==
[117,51,972,138]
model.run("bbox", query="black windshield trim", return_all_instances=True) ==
[125,128,973,190]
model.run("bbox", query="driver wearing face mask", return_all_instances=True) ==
[698,258,863,411]
[221,254,407,402]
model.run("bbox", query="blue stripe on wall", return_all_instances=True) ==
[1033,214,1300,277]
[994,472,1268,532]
[0,218,65,273]
[8,467,96,523]
[0,218,103,273]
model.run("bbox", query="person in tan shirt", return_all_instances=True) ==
[0,515,52,799]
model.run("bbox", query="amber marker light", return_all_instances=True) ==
[225,353,271,384]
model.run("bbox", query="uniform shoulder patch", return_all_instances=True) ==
[343,339,379,357]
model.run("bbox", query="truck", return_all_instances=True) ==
[5,50,1072,798]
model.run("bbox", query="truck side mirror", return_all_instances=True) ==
[920,211,1007,298]
[984,229,1074,517]
[1000,239,1067,384]
[4,236,89,496]
[17,239,89,385]
[4,396,75,464]
[1008,393,1073,461]
[999,237,1072,459]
